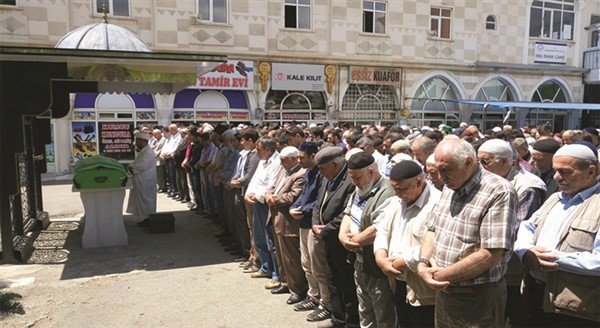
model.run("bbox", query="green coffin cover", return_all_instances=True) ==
[73,155,127,190]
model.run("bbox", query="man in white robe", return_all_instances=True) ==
[127,132,157,226]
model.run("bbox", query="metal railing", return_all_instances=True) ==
[583,48,600,70]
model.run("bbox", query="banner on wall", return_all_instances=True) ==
[98,122,135,161]
[71,121,98,161]
[271,63,326,91]
[192,60,254,90]
[534,42,567,64]
[349,66,402,85]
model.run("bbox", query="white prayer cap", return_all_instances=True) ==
[390,153,413,164]
[309,123,317,128]
[554,144,597,161]
[478,139,513,158]
[492,126,502,133]
[345,147,363,161]
[134,131,150,141]
[280,146,299,158]
[426,153,436,165]
[526,137,536,146]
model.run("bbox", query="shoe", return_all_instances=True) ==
[250,270,270,278]
[179,198,188,203]
[270,286,289,294]
[242,265,259,274]
[137,218,150,227]
[264,279,281,289]
[233,256,248,263]
[239,260,251,268]
[307,306,331,322]
[157,189,167,193]
[189,206,199,211]
[294,297,318,312]
[286,293,304,305]
[174,195,182,201]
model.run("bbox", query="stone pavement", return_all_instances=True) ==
[0,180,318,328]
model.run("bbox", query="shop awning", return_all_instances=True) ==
[413,98,600,111]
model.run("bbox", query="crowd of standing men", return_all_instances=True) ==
[126,120,600,328]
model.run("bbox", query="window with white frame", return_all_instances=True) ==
[285,0,311,29]
[529,0,574,40]
[95,0,129,17]
[198,0,227,23]
[363,1,386,34]
[430,7,452,39]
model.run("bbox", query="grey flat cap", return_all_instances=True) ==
[315,146,344,166]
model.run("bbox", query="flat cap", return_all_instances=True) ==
[134,131,150,141]
[347,152,374,170]
[532,139,561,154]
[390,160,423,181]
[315,146,344,166]
[583,127,599,136]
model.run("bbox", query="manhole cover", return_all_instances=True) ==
[46,222,80,231]
[27,249,70,264]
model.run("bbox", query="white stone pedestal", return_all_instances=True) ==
[77,188,128,248]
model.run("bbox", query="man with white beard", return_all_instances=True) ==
[338,152,396,328]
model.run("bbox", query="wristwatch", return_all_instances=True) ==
[417,258,431,267]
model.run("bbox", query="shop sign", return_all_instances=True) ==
[282,112,310,120]
[193,60,254,90]
[74,111,96,120]
[98,122,134,161]
[196,111,228,120]
[534,42,567,64]
[72,121,98,161]
[136,111,156,120]
[271,63,326,91]
[230,111,249,120]
[349,66,402,85]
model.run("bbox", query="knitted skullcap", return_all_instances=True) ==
[554,144,597,161]
[344,147,363,161]
[391,139,410,150]
[478,139,513,158]
[390,153,413,164]
[389,160,423,181]
[347,152,374,169]
[280,146,299,158]
[426,153,436,165]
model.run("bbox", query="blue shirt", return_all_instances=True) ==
[514,181,600,278]
[292,166,323,229]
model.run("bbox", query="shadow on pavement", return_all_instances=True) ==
[31,209,236,280]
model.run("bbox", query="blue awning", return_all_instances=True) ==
[421,98,600,111]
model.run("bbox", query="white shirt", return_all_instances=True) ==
[245,151,283,204]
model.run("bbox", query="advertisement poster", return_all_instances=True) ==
[193,60,254,90]
[196,111,228,121]
[46,123,55,163]
[71,121,98,161]
[230,111,249,121]
[98,122,134,161]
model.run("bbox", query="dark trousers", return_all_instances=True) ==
[190,168,202,208]
[325,238,359,328]
[165,158,177,193]
[522,272,598,328]
[394,281,434,328]
[175,165,188,200]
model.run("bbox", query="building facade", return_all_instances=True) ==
[2,0,600,173]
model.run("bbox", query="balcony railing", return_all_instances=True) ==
[583,48,600,70]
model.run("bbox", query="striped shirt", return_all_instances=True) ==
[428,167,518,286]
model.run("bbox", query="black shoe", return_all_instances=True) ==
[271,286,290,294]
[294,297,318,312]
[137,218,150,227]
[286,293,304,305]
[189,206,199,211]
[233,256,248,262]
[157,189,167,193]
[306,306,331,322]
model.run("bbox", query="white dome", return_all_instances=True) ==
[56,22,151,52]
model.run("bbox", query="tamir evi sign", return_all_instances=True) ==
[534,42,567,64]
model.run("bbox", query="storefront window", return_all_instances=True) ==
[264,90,326,125]
[410,76,460,128]
[338,84,396,125]
[473,78,517,129]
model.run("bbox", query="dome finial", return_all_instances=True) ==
[102,4,108,23]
